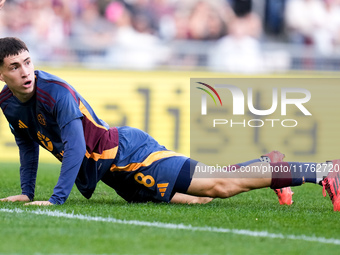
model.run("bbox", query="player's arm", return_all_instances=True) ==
[26,118,86,205]
[0,133,39,202]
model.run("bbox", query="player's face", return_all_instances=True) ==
[0,50,35,103]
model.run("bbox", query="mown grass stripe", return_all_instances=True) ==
[1,208,339,245]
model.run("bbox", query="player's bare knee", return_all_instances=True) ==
[208,182,232,198]
[209,180,250,198]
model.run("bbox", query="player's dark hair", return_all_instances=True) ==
[0,37,29,67]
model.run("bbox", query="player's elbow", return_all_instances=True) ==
[80,141,86,156]
[77,137,86,156]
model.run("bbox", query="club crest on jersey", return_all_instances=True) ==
[37,114,47,126]
[37,131,53,151]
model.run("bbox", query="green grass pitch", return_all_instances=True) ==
[1,162,340,255]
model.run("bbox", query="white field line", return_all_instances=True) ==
[1,208,340,245]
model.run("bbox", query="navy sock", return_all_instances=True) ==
[289,162,317,185]
[270,162,318,189]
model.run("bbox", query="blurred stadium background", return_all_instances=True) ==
[1,0,340,163]
[1,0,340,71]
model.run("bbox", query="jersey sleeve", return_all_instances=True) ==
[54,94,83,129]
[48,118,86,205]
[12,128,40,201]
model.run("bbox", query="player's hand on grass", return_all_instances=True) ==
[24,201,53,206]
[0,194,30,202]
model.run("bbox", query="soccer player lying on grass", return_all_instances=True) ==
[0,37,339,211]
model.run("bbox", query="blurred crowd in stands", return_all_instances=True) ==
[1,0,340,72]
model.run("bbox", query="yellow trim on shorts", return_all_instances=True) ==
[85,147,118,161]
[110,151,184,172]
